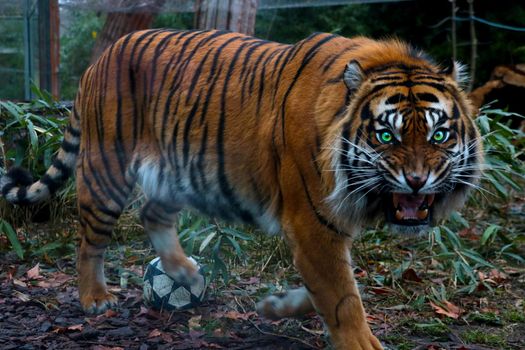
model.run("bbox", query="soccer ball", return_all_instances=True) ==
[143,257,207,311]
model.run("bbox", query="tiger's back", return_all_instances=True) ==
[77,29,362,233]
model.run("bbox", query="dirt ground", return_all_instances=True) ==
[0,258,324,350]
[1,250,524,350]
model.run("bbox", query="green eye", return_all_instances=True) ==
[377,130,394,144]
[432,129,449,143]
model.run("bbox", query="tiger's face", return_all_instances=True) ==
[329,61,483,234]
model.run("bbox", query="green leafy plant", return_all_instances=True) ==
[0,84,69,176]
[177,212,253,283]
[0,219,24,259]
[476,106,524,199]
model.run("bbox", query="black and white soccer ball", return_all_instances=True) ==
[143,257,207,311]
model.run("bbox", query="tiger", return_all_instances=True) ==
[0,29,483,350]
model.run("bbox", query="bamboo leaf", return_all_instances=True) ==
[0,221,24,259]
[199,231,217,254]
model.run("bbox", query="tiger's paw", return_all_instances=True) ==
[256,287,313,320]
[162,256,200,286]
[80,290,119,314]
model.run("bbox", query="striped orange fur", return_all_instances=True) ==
[1,29,483,349]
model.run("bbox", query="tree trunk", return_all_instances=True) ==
[194,0,259,36]
[38,0,60,99]
[90,12,154,64]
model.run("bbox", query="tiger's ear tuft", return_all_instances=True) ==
[343,60,364,91]
[441,60,469,87]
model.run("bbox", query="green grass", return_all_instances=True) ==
[468,311,503,326]
[462,329,507,347]
[503,309,525,323]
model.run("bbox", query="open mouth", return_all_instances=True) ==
[385,193,435,226]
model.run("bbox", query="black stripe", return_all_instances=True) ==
[416,92,439,103]
[52,158,71,178]
[217,38,255,223]
[66,124,80,137]
[84,219,113,237]
[79,204,117,227]
[335,293,358,328]
[114,32,135,177]
[196,124,209,191]
[280,34,339,145]
[386,93,407,105]
[298,172,340,235]
[95,42,130,201]
[83,233,109,248]
[61,140,79,154]
[186,49,213,104]
[40,174,61,193]
[130,30,172,148]
[17,187,29,205]
[85,157,126,208]
[182,94,202,167]
[248,47,271,94]
[240,41,270,106]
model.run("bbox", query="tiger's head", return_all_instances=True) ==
[326,54,483,235]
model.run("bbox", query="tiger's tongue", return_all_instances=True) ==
[393,193,428,220]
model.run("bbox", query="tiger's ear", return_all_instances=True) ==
[441,59,469,87]
[343,60,365,91]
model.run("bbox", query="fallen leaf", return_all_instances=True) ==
[430,300,463,319]
[148,329,162,338]
[13,290,30,302]
[212,310,256,321]
[26,263,41,280]
[188,315,202,331]
[366,314,383,325]
[489,269,508,284]
[402,268,422,282]
[459,227,479,241]
[36,272,73,288]
[368,287,393,295]
[239,277,260,285]
[102,309,118,318]
[67,324,84,331]
[300,324,324,335]
[13,279,27,288]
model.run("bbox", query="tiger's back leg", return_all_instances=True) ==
[76,155,134,314]
[140,200,199,282]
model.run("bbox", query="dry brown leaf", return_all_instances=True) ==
[13,279,27,288]
[489,269,508,283]
[12,290,30,302]
[148,329,162,338]
[188,315,202,331]
[402,268,422,282]
[213,310,256,321]
[103,309,118,318]
[67,324,83,331]
[429,300,463,319]
[26,263,40,280]
[458,227,479,241]
[368,286,393,295]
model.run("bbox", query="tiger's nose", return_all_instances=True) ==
[405,173,428,192]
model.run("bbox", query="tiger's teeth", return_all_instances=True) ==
[427,194,435,206]
[395,209,404,221]
[392,193,399,209]
[416,209,428,220]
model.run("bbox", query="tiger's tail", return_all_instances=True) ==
[0,106,81,205]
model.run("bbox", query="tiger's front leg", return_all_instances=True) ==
[282,218,383,349]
